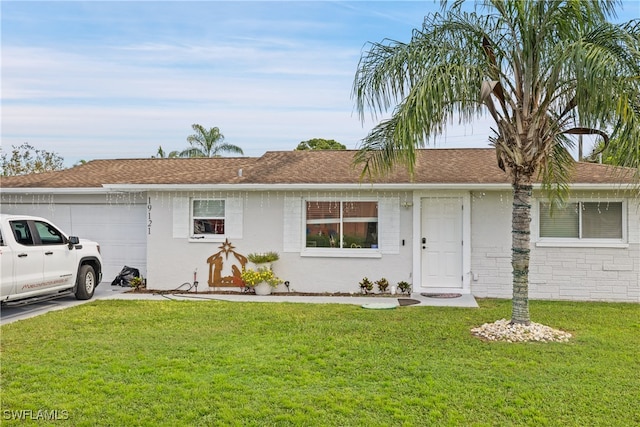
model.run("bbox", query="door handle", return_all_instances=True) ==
[422,237,426,249]
[45,251,54,255]
[18,253,27,258]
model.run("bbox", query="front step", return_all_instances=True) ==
[1,290,75,307]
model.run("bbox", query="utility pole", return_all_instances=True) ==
[578,135,583,161]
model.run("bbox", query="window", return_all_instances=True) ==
[10,220,34,245]
[539,201,623,240]
[192,199,225,237]
[305,201,378,249]
[34,221,65,245]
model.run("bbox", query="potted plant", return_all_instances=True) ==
[397,281,412,295]
[247,251,280,269]
[359,277,373,294]
[375,277,389,293]
[241,267,283,295]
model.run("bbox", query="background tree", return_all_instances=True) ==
[0,143,65,176]
[153,145,180,158]
[295,138,346,150]
[586,136,640,169]
[180,124,244,158]
[353,0,640,325]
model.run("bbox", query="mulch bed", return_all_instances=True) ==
[127,288,411,298]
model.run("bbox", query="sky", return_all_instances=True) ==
[2,1,639,167]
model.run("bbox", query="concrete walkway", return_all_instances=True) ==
[1,285,478,325]
[105,289,479,308]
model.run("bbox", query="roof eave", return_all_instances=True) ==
[0,187,112,195]
[100,182,632,192]
[1,182,631,195]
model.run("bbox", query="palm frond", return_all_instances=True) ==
[538,135,575,208]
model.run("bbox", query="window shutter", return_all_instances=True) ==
[172,196,189,238]
[225,197,244,238]
[283,196,302,252]
[379,197,400,254]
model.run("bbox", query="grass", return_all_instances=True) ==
[1,299,639,426]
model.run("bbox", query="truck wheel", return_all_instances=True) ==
[75,265,96,300]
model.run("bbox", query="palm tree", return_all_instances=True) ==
[353,0,640,325]
[153,145,180,158]
[181,124,244,158]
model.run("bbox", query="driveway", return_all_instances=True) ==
[0,284,130,326]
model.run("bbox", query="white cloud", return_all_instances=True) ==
[1,1,503,167]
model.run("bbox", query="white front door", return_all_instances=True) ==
[420,197,463,289]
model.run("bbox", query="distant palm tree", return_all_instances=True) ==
[180,124,244,158]
[353,0,640,325]
[153,145,180,158]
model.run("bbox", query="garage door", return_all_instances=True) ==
[1,203,146,282]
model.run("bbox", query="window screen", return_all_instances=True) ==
[582,202,622,239]
[306,201,378,249]
[539,203,579,238]
[193,200,225,235]
[539,201,623,240]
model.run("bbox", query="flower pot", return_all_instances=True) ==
[254,281,272,296]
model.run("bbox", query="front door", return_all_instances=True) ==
[420,197,463,289]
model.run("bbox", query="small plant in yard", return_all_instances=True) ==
[397,281,411,295]
[359,277,373,294]
[241,267,283,287]
[247,251,280,264]
[129,276,144,290]
[375,277,389,293]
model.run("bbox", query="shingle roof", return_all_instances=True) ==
[0,148,634,189]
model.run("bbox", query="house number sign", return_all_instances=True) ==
[147,197,152,235]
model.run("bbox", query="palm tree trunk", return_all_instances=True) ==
[511,182,532,325]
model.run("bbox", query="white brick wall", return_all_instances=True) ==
[470,191,640,302]
[530,244,639,301]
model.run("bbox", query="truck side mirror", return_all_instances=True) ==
[68,236,80,249]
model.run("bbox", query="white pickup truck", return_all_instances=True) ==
[0,214,103,306]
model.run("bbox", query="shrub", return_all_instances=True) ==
[397,281,411,295]
[359,277,373,294]
[375,278,389,293]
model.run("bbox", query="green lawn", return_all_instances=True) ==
[1,299,639,426]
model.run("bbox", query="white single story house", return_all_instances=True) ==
[1,148,638,302]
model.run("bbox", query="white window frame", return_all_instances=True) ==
[534,199,628,248]
[301,198,382,258]
[190,198,226,242]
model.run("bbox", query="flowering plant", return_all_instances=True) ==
[247,251,280,263]
[241,267,283,287]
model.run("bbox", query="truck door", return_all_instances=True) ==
[9,220,45,296]
[33,220,76,289]
[0,229,16,298]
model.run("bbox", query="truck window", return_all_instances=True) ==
[34,221,65,245]
[10,221,34,246]
[0,230,4,246]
